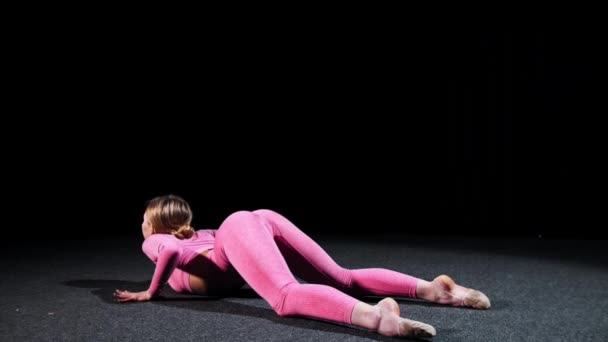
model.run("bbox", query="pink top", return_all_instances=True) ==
[141,229,217,297]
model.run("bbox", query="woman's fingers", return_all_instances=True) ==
[113,289,134,302]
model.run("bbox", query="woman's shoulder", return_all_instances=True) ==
[145,233,175,241]
[142,233,182,254]
[142,233,178,247]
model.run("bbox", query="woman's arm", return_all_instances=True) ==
[114,237,182,303]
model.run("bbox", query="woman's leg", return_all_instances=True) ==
[210,211,435,338]
[251,209,419,297]
[252,209,490,309]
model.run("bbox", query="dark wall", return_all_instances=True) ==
[13,29,603,239]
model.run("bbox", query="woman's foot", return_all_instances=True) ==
[351,300,436,339]
[376,297,400,316]
[397,317,437,339]
[418,275,491,309]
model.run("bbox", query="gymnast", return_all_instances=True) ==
[114,195,490,339]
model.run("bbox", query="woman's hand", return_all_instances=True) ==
[113,289,152,303]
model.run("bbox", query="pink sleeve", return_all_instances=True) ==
[142,236,182,297]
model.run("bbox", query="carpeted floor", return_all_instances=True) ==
[1,233,606,341]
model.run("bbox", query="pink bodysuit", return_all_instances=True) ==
[142,228,218,294]
[142,209,420,325]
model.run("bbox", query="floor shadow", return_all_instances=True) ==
[63,279,429,341]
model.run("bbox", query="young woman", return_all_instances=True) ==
[114,195,490,339]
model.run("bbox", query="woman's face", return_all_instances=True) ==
[142,212,154,239]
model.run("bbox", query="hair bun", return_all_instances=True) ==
[172,225,194,239]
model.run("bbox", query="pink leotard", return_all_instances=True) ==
[142,209,420,325]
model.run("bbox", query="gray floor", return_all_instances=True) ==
[1,233,607,341]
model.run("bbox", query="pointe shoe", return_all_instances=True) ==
[376,297,400,316]
[434,275,491,309]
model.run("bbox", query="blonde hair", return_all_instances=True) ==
[145,195,195,239]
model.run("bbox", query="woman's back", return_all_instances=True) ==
[142,229,217,267]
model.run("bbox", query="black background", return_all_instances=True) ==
[8,25,604,240]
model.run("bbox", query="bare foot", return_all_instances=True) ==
[428,275,491,309]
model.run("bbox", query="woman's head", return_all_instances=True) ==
[142,194,194,239]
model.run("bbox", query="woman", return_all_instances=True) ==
[114,195,490,339]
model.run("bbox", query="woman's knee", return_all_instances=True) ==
[311,266,354,291]
[272,282,299,317]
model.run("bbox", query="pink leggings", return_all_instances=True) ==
[204,209,420,325]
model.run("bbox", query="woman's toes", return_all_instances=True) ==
[399,318,437,338]
[432,274,490,309]
[464,289,491,309]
